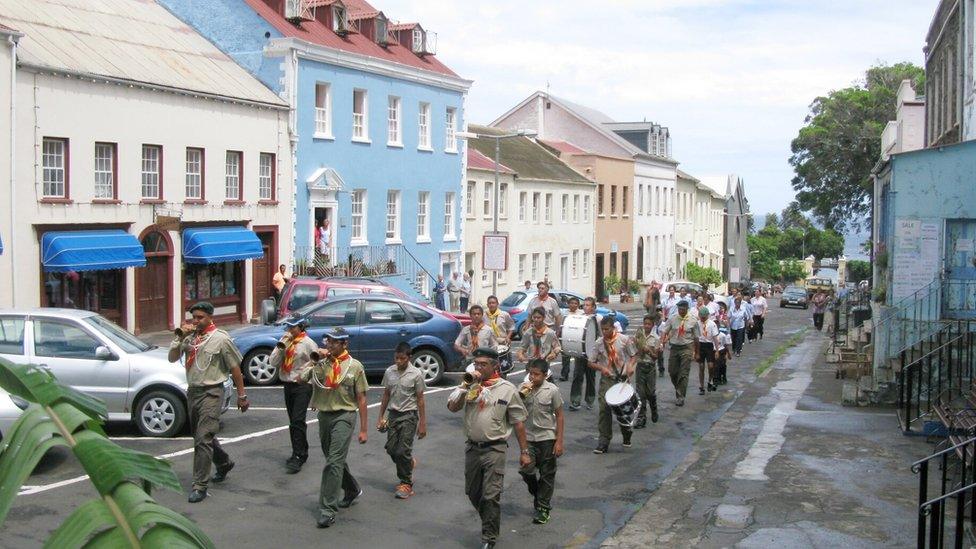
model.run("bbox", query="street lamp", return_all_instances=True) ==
[457,128,538,296]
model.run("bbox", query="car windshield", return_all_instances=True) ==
[290,300,328,319]
[501,292,526,307]
[785,291,806,297]
[83,315,152,353]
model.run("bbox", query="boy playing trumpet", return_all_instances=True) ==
[518,358,564,525]
[269,316,318,474]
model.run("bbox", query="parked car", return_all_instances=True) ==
[0,387,30,442]
[231,295,464,385]
[662,280,705,295]
[780,287,809,309]
[265,276,471,328]
[499,289,629,339]
[804,277,835,297]
[0,309,232,437]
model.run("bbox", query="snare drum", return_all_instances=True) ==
[497,344,513,374]
[604,382,642,427]
[561,314,598,358]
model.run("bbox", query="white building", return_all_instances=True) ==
[464,125,596,298]
[0,0,293,334]
[676,170,726,278]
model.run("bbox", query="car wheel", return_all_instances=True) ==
[412,349,445,385]
[243,348,278,386]
[135,390,186,438]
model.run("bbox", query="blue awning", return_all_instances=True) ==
[183,227,264,264]
[41,230,146,272]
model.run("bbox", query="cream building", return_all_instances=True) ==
[0,0,292,334]
[676,170,727,278]
[464,125,596,298]
[675,170,697,277]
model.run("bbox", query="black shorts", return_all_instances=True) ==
[697,342,715,364]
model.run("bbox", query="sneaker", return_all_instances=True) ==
[676,397,685,407]
[187,489,207,503]
[395,483,415,499]
[211,461,234,483]
[568,404,581,411]
[316,512,335,528]
[634,418,646,429]
[338,488,363,508]
[698,387,706,396]
[593,445,608,454]
[285,456,302,474]
[532,508,550,524]
[585,403,594,410]
[708,382,716,392]
[622,439,632,448]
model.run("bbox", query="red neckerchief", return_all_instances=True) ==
[677,314,688,338]
[283,332,306,374]
[325,350,350,389]
[477,372,502,410]
[604,332,619,371]
[186,323,217,370]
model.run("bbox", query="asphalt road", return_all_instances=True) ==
[3,299,816,548]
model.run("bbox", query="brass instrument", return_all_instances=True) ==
[463,371,479,384]
[275,335,292,351]
[174,328,186,338]
[518,382,533,398]
[310,349,330,362]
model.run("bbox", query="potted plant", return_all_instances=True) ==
[604,274,622,303]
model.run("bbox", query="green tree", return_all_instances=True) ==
[747,234,781,280]
[685,262,723,289]
[780,259,807,282]
[847,259,871,282]
[789,62,924,232]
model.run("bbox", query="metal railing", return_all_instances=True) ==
[875,278,944,371]
[830,287,872,353]
[291,244,437,304]
[899,329,976,432]
[913,436,976,548]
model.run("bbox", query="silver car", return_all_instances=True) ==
[0,387,30,441]
[0,309,232,437]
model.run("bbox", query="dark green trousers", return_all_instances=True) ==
[188,385,230,491]
[317,410,361,518]
[635,362,658,420]
[598,376,632,445]
[465,442,507,544]
[384,409,418,485]
[668,344,694,398]
[519,439,557,511]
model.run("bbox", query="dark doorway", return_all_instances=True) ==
[622,251,629,289]
[596,253,606,301]
[253,231,274,318]
[636,238,644,281]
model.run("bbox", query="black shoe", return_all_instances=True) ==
[651,408,659,423]
[634,418,646,429]
[622,438,632,448]
[698,387,706,396]
[568,404,581,411]
[480,542,496,549]
[708,382,716,392]
[188,489,207,503]
[559,376,569,382]
[585,403,593,410]
[212,461,235,483]
[285,456,303,474]
[317,512,335,528]
[676,397,685,407]
[338,488,362,508]
[593,445,608,454]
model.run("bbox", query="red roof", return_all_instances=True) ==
[539,139,588,154]
[244,0,458,77]
[468,148,515,174]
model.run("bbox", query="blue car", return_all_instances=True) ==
[500,289,629,339]
[230,295,464,385]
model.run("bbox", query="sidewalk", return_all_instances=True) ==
[604,332,930,548]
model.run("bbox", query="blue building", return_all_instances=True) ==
[159,0,471,299]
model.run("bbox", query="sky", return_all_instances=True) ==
[379,0,937,219]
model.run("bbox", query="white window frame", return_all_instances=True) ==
[583,249,590,276]
[499,183,508,218]
[482,181,493,218]
[518,191,527,222]
[544,252,552,281]
[445,107,457,152]
[141,145,161,200]
[544,193,553,223]
[583,195,591,222]
[518,254,526,282]
[314,82,333,138]
[532,192,540,223]
[531,253,540,280]
[638,185,644,215]
[351,189,367,245]
[444,191,456,241]
[572,249,579,278]
[417,191,430,242]
[94,143,115,200]
[42,138,66,198]
[387,96,402,146]
[259,153,274,201]
[224,151,241,201]
[418,102,432,150]
[386,189,401,243]
[573,194,580,223]
[466,181,476,218]
[561,194,569,222]
[185,148,203,200]
[352,89,369,143]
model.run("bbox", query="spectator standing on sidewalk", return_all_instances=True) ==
[448,272,462,312]
[644,281,660,316]
[433,275,447,311]
[460,271,472,312]
[272,264,289,304]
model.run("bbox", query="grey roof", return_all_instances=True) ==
[0,0,287,107]
[467,124,592,185]
[547,94,645,156]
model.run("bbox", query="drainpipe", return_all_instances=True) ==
[8,34,17,307]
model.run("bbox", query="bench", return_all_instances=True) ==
[935,379,976,461]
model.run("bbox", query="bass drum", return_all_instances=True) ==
[560,314,598,358]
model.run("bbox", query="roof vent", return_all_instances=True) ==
[284,0,313,22]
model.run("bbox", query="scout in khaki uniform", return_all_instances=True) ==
[485,295,515,345]
[517,308,561,363]
[660,300,701,407]
[376,342,427,499]
[269,315,318,474]
[591,315,638,454]
[455,305,499,360]
[517,358,565,525]
[300,327,368,529]
[526,281,563,332]
[633,314,661,428]
[167,301,249,503]
[447,347,530,549]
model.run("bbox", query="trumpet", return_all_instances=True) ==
[310,349,330,362]
[174,328,185,338]
[463,371,478,384]
[275,335,292,351]
[518,382,533,398]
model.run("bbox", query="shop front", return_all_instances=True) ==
[181,226,264,325]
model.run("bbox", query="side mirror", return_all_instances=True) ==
[95,345,117,361]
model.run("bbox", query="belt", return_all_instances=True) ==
[467,439,507,449]
[388,408,418,416]
[189,383,224,390]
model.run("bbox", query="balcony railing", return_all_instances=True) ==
[913,436,976,548]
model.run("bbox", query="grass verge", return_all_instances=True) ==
[754,328,809,376]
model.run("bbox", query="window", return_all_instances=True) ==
[351,189,366,243]
[387,96,401,145]
[483,181,493,217]
[308,300,359,328]
[331,5,347,32]
[638,185,644,215]
[622,186,628,215]
[573,195,580,222]
[597,184,605,215]
[532,193,540,222]
[482,265,488,285]
[185,148,204,200]
[518,192,527,222]
[518,254,526,282]
[386,190,401,241]
[183,261,240,302]
[364,301,407,324]
[418,102,431,149]
[286,284,320,312]
[315,83,332,137]
[353,89,368,141]
[259,153,275,201]
[445,107,457,152]
[0,317,25,355]
[417,191,430,240]
[531,253,540,279]
[32,319,102,360]
[42,138,67,198]
[572,250,579,278]
[583,249,590,276]
[610,185,617,215]
[561,194,569,222]
[499,183,508,217]
[225,151,242,201]
[544,252,552,279]
[444,192,455,239]
[655,187,661,214]
[466,181,476,217]
[139,145,162,200]
[584,195,591,222]
[94,142,116,200]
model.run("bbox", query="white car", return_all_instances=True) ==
[0,309,232,437]
[0,387,29,441]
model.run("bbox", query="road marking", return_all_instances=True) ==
[109,436,193,441]
[18,379,501,497]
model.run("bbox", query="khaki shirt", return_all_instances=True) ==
[486,309,514,340]
[522,380,563,442]
[661,313,701,346]
[269,333,318,383]
[302,356,368,412]
[527,295,563,328]
[180,329,241,387]
[463,379,526,442]
[634,328,660,362]
[455,324,498,356]
[520,327,560,359]
[382,364,426,412]
[592,333,637,379]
